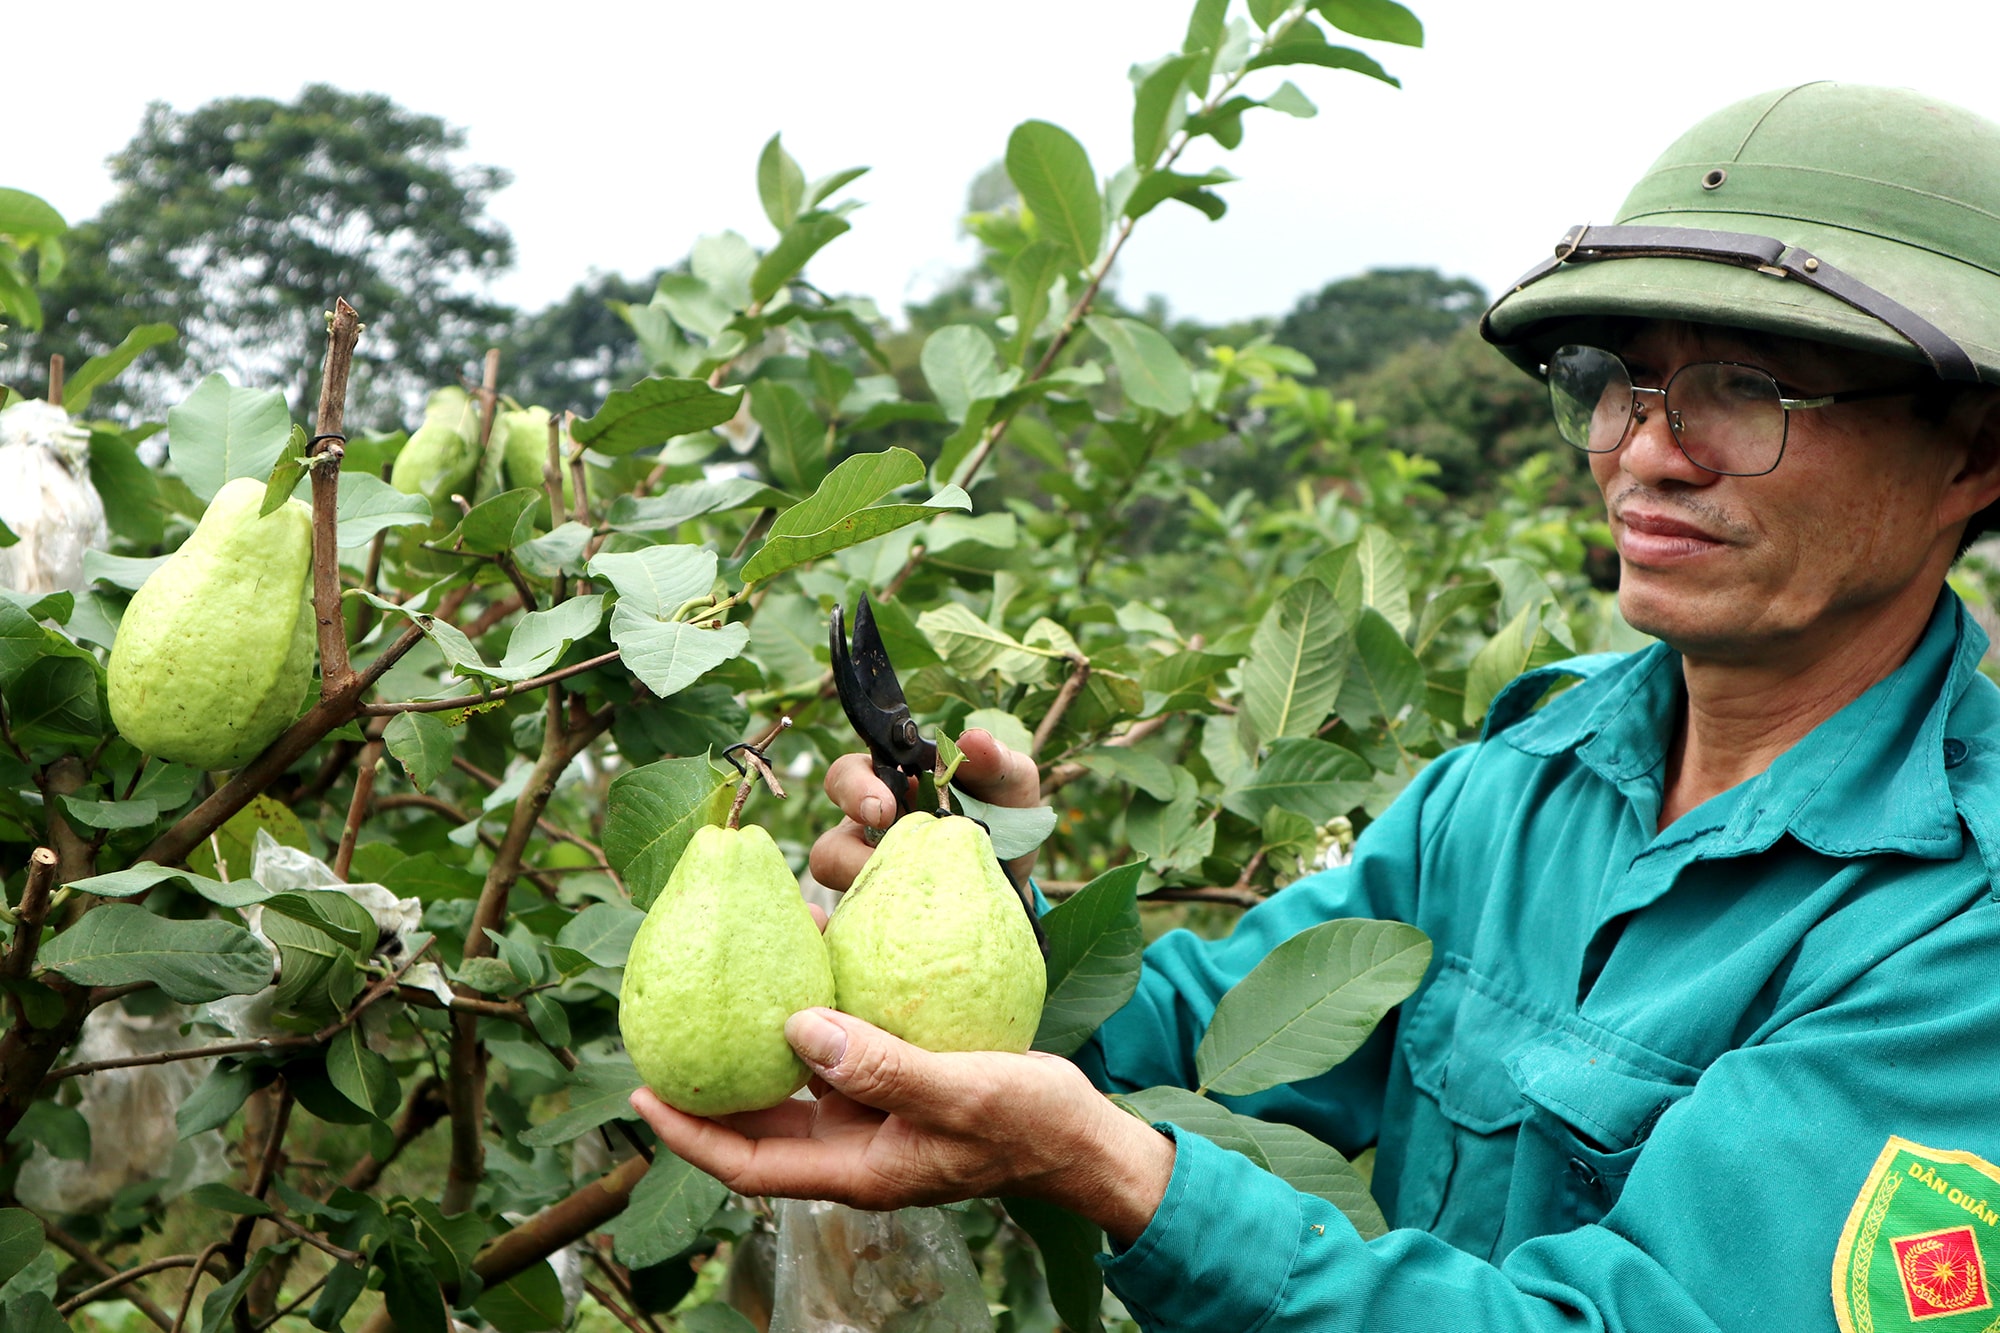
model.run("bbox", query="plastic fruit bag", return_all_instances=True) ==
[770,1200,992,1333]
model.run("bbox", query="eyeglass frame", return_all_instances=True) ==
[1539,345,1926,478]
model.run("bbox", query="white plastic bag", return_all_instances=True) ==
[0,399,108,596]
[770,1200,992,1333]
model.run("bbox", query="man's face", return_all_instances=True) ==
[1590,321,1992,663]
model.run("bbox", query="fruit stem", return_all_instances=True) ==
[724,716,792,828]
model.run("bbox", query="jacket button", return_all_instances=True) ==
[1568,1156,1601,1190]
[1944,737,1969,768]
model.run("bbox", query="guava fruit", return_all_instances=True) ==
[389,386,482,505]
[499,405,557,495]
[620,823,836,1116]
[824,812,1045,1053]
[107,476,315,770]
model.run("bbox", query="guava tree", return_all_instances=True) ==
[0,3,1662,1330]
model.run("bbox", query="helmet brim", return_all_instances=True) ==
[1483,211,2000,384]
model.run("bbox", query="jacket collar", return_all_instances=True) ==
[1501,591,1991,863]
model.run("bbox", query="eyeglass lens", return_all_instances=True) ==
[1546,345,1786,476]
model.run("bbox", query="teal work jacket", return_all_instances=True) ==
[1079,592,2000,1332]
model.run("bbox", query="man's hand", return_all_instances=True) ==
[808,728,1041,892]
[628,1007,1175,1246]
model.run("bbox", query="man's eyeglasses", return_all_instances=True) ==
[1541,344,1920,477]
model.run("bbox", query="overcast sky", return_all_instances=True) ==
[20,1,2000,329]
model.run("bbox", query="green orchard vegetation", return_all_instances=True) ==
[7,2,1962,1331]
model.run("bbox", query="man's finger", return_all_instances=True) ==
[633,1088,868,1199]
[785,1008,967,1124]
[953,729,1040,805]
[824,753,899,829]
[808,819,877,894]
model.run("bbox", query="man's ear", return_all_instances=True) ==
[1942,386,2000,525]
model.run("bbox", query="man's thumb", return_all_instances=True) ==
[785,1007,934,1111]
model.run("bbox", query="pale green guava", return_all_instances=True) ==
[619,824,836,1116]
[106,476,315,771]
[824,812,1046,1053]
[389,385,482,503]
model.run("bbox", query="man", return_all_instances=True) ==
[633,83,2000,1332]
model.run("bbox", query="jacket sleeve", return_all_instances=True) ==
[1070,742,1479,1153]
[1099,894,2000,1333]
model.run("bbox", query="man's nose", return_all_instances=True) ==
[1618,389,1713,486]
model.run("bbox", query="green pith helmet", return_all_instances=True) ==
[1481,83,2000,385]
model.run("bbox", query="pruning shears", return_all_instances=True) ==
[830,594,1048,954]
[830,594,936,822]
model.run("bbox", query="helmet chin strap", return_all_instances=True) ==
[1482,224,1981,383]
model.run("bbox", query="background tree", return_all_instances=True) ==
[12,85,513,421]
[495,270,656,417]
[1277,265,1485,381]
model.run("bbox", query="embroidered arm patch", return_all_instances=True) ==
[1833,1137,2000,1332]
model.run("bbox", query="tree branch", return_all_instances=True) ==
[1039,713,1172,796]
[59,1253,225,1321]
[41,1214,175,1328]
[357,651,619,716]
[331,723,386,879]
[1031,656,1091,759]
[310,300,362,697]
[2,847,59,982]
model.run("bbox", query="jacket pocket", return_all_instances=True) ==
[1502,1029,1696,1233]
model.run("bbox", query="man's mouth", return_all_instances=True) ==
[1613,505,1732,563]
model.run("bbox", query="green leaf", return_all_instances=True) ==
[605,477,774,533]
[750,379,827,493]
[7,1100,89,1161]
[265,912,345,1015]
[573,377,743,456]
[949,790,1057,860]
[1463,600,1542,727]
[1264,79,1319,117]
[1247,0,1289,25]
[1242,579,1351,743]
[499,594,607,679]
[1337,608,1425,728]
[1123,167,1236,222]
[260,890,379,953]
[608,1153,731,1268]
[524,992,572,1047]
[200,1248,274,1333]
[1001,1197,1103,1333]
[933,731,965,787]
[604,755,735,910]
[335,471,430,547]
[1235,1116,1388,1237]
[36,904,273,1003]
[0,188,66,239]
[608,608,750,699]
[1004,242,1068,363]
[260,423,308,517]
[179,1060,255,1139]
[165,373,293,503]
[7,655,104,747]
[557,901,648,968]
[377,1237,447,1333]
[0,1210,43,1288]
[1124,768,1214,874]
[444,488,539,555]
[63,323,176,415]
[1195,918,1431,1096]
[1084,315,1193,414]
[346,592,503,686]
[681,1307,759,1333]
[750,212,851,304]
[1116,1084,1269,1162]
[518,1059,643,1147]
[741,448,969,585]
[475,1260,569,1333]
[1074,747,1178,802]
[188,1182,272,1216]
[756,133,807,231]
[1354,525,1411,632]
[1006,121,1102,269]
[1315,0,1423,44]
[1133,54,1196,166]
[1223,737,1371,825]
[326,1026,400,1121]
[310,1261,368,1330]
[56,795,159,831]
[588,544,718,618]
[63,861,268,909]
[1245,25,1400,85]
[1034,861,1145,1056]
[384,711,454,791]
[915,602,1056,681]
[921,325,1018,424]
